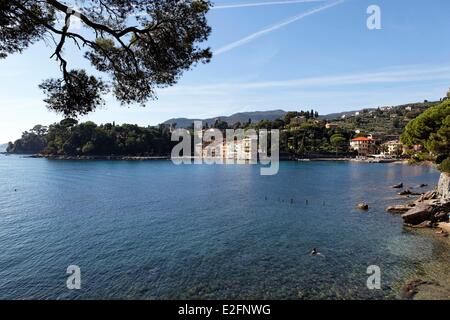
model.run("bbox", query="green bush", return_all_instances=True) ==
[438,158,450,174]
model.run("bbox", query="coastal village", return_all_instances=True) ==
[193,129,406,162]
[5,98,447,163]
[184,95,450,254]
[188,100,443,163]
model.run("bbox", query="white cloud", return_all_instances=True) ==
[161,65,450,95]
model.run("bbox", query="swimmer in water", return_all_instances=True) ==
[310,248,319,256]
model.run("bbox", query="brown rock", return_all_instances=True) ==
[357,203,369,210]
[418,191,437,202]
[401,279,431,299]
[386,205,412,214]
[434,211,449,222]
[402,204,434,225]
[407,221,432,228]
[435,229,449,237]
[399,189,421,196]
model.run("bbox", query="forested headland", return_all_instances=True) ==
[6,120,175,157]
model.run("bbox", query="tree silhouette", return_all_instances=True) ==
[1,1,212,117]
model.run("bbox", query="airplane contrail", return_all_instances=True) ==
[214,0,345,56]
[212,0,325,10]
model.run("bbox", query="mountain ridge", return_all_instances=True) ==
[162,100,441,128]
[163,110,288,128]
[163,108,372,128]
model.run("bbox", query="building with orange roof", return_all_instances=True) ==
[350,136,376,156]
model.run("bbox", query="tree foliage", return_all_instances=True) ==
[1,0,212,116]
[0,0,51,58]
[6,125,48,154]
[439,158,450,174]
[39,70,109,117]
[8,120,176,156]
[7,116,355,158]
[283,110,320,124]
[330,133,347,154]
[401,100,450,168]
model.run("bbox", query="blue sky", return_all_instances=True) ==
[1,0,450,142]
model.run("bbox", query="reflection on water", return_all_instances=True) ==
[0,155,447,299]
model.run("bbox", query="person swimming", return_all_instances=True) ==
[310,248,319,256]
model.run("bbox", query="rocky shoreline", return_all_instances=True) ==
[7,152,407,163]
[386,173,450,230]
[386,173,450,299]
[296,157,405,163]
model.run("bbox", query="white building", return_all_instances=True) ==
[197,136,257,162]
[382,140,404,156]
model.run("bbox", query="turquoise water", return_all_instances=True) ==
[0,154,447,299]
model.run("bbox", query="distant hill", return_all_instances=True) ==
[320,101,442,120]
[320,109,376,120]
[163,110,287,128]
[321,100,440,140]
[0,144,7,152]
[163,101,441,128]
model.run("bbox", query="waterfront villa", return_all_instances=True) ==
[350,136,376,156]
[195,136,257,162]
[382,140,404,157]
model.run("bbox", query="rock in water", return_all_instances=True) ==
[391,183,403,189]
[398,189,421,196]
[402,205,433,225]
[357,203,369,210]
